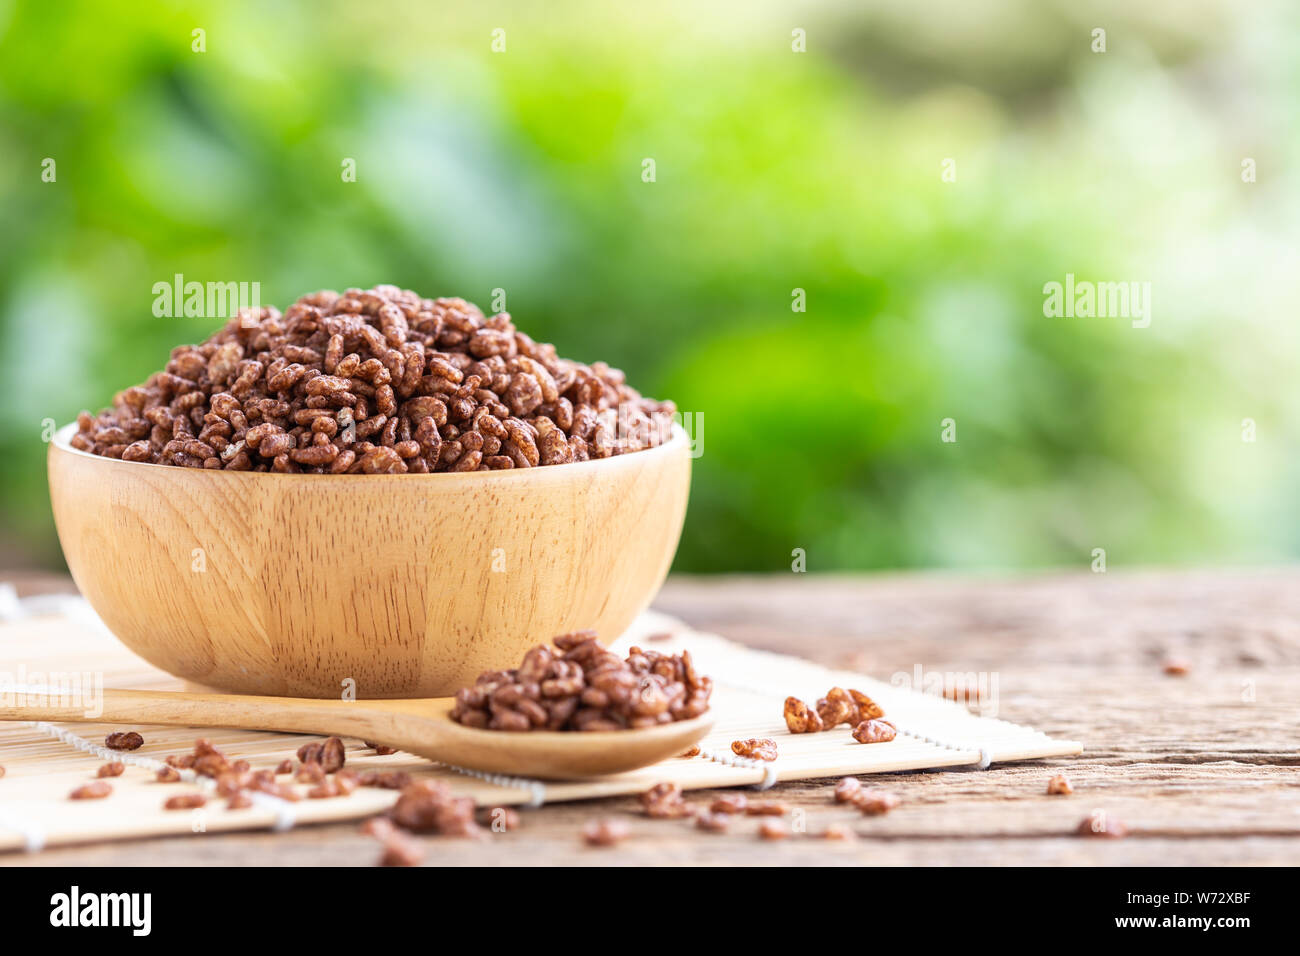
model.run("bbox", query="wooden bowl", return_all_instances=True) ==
[48,424,690,698]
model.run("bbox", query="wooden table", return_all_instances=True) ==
[5,568,1298,866]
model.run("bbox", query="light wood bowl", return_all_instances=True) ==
[48,423,690,699]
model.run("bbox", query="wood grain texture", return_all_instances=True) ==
[47,424,689,698]
[5,567,1298,866]
[0,604,1075,852]
[0,687,714,780]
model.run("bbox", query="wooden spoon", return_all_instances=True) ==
[0,689,714,780]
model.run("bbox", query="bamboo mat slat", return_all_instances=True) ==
[0,597,1081,852]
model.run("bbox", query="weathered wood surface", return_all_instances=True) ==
[4,568,1298,866]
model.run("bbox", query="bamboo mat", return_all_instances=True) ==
[0,592,1080,852]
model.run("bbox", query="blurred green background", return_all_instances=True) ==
[2,0,1298,573]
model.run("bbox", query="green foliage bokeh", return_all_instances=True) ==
[2,1,1298,572]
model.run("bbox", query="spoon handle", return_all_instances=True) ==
[0,687,717,779]
[0,687,439,741]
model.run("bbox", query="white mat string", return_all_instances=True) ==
[1,591,304,830]
[697,747,778,788]
[0,808,46,853]
[22,720,301,835]
[436,764,547,807]
[658,645,997,773]
[897,728,993,769]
